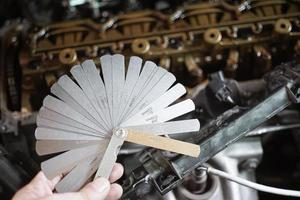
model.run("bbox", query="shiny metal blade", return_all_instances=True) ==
[124,71,176,121]
[35,127,103,140]
[115,56,142,125]
[100,55,113,122]
[127,99,195,125]
[125,119,200,135]
[55,156,100,192]
[38,107,100,134]
[51,83,102,130]
[122,67,166,119]
[94,130,126,179]
[41,144,103,179]
[57,75,107,131]
[43,95,104,134]
[36,139,108,155]
[81,60,112,128]
[122,83,186,126]
[117,61,156,124]
[36,115,103,137]
[112,54,125,126]
[70,65,110,130]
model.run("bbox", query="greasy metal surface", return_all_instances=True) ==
[18,0,300,99]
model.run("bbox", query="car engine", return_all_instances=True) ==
[1,0,300,199]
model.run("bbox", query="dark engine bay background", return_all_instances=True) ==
[1,0,300,199]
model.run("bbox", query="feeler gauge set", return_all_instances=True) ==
[35,54,200,192]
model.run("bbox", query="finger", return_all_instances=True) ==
[80,177,110,200]
[105,183,123,200]
[30,171,48,184]
[42,193,85,200]
[47,174,63,190]
[27,171,53,195]
[13,172,53,200]
[43,178,110,200]
[109,163,124,183]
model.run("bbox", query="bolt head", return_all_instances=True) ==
[1,125,7,131]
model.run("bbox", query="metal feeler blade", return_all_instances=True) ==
[56,158,95,192]
[124,119,200,135]
[41,144,102,179]
[55,147,107,192]
[123,99,195,126]
[36,139,108,156]
[100,55,114,123]
[38,107,101,134]
[111,54,125,127]
[117,61,157,124]
[56,75,108,131]
[35,127,103,141]
[36,116,104,138]
[94,129,127,179]
[50,83,106,132]
[43,95,104,134]
[126,67,166,113]
[115,56,142,125]
[118,63,158,123]
[124,70,176,122]
[70,65,110,130]
[81,59,112,128]
[121,83,186,126]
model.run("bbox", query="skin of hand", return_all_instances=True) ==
[12,163,124,200]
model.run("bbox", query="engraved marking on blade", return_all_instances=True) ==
[122,83,186,126]
[122,67,167,120]
[117,61,156,124]
[126,99,195,125]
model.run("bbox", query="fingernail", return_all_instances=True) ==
[93,177,110,192]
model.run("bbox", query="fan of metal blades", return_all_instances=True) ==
[35,54,201,192]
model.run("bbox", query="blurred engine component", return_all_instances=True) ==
[121,61,300,199]
[12,0,300,112]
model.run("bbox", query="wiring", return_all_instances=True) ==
[199,166,300,197]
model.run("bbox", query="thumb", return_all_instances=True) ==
[44,178,110,200]
[80,177,110,200]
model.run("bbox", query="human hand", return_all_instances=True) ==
[12,163,124,200]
